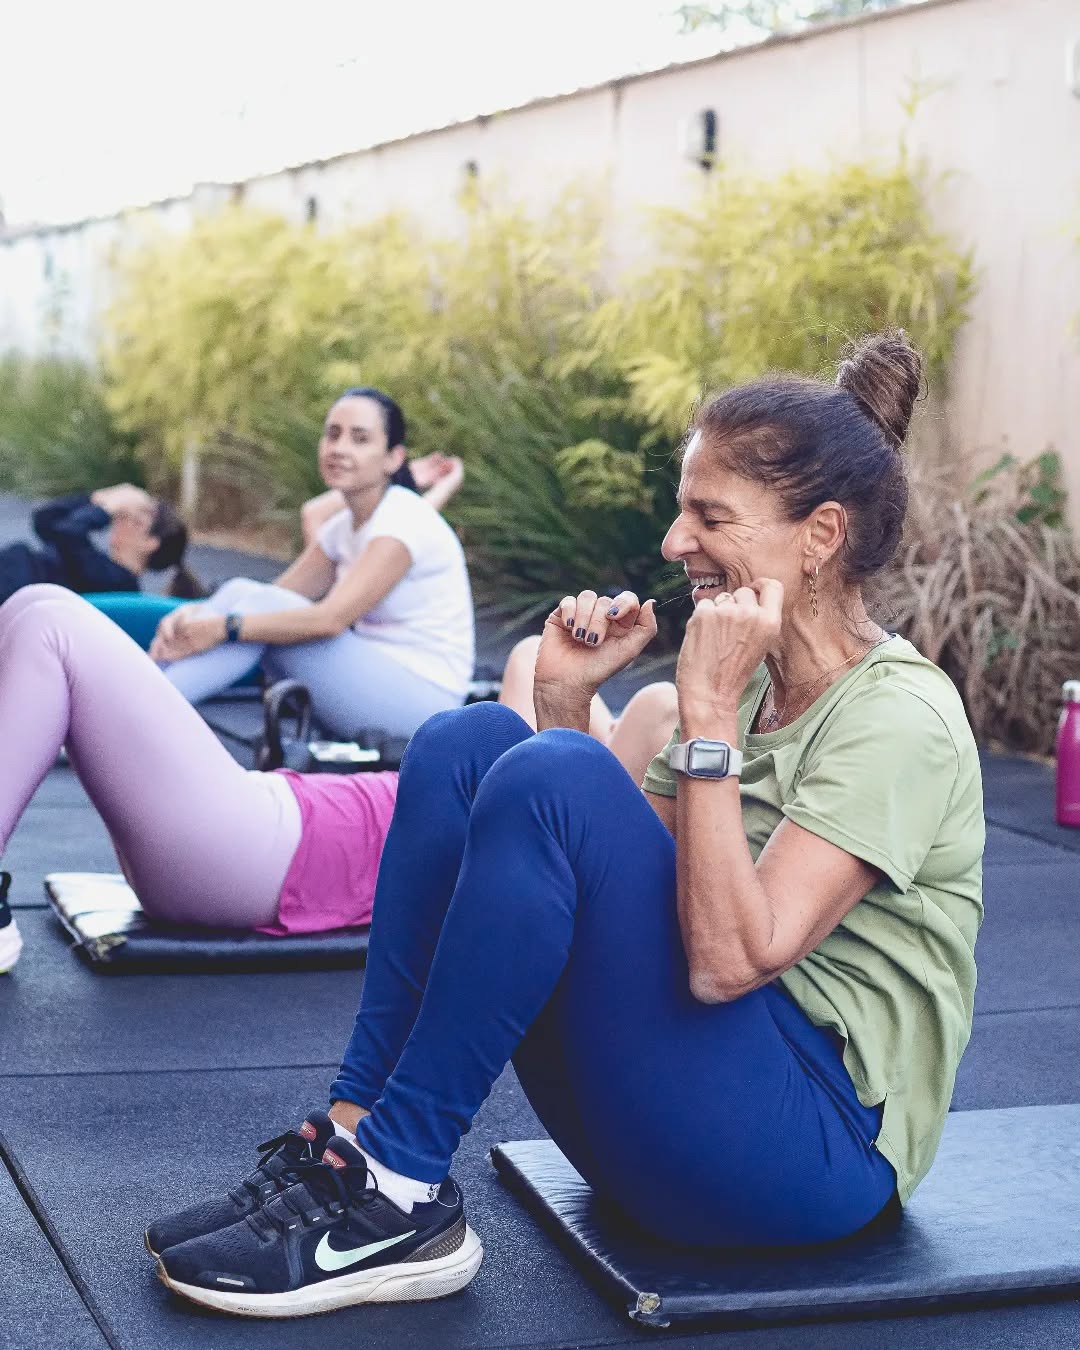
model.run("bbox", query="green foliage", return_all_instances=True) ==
[104,207,434,478]
[0,353,141,496]
[973,450,1067,529]
[95,154,973,636]
[567,156,975,441]
[677,1,912,35]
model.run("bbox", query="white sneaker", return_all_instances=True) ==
[0,915,22,973]
[0,870,21,972]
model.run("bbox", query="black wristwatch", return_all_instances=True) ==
[224,613,243,643]
[667,738,743,780]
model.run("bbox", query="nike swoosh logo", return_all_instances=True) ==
[314,1230,417,1272]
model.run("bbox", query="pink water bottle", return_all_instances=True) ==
[1056,681,1080,826]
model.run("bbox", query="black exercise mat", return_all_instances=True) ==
[493,1105,1080,1329]
[0,1150,109,1349]
[45,873,369,974]
[980,752,1080,852]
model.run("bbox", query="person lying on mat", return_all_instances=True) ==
[148,332,985,1320]
[0,483,201,607]
[0,584,675,977]
[149,387,475,741]
[299,450,465,547]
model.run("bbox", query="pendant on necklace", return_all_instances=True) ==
[758,701,783,733]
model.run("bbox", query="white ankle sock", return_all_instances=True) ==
[357,1148,440,1212]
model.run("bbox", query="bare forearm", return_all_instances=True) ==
[675,709,779,1001]
[224,607,342,646]
[533,683,593,734]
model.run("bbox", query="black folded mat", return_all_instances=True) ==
[44,873,369,974]
[493,1104,1080,1329]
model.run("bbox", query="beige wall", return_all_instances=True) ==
[3,0,1080,510]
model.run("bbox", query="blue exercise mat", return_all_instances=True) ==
[85,592,260,686]
[493,1104,1080,1329]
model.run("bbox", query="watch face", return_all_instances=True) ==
[687,740,731,778]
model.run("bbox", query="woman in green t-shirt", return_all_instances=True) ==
[152,332,984,1319]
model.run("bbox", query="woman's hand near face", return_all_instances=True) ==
[91,483,155,520]
[677,580,783,726]
[532,589,657,731]
[411,453,465,512]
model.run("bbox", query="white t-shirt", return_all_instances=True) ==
[317,487,475,698]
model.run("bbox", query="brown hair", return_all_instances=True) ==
[692,331,922,586]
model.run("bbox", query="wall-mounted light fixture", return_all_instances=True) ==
[678,108,718,171]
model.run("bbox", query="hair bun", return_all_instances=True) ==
[835,331,922,448]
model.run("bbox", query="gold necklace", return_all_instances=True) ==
[757,639,886,733]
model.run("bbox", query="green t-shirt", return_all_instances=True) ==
[642,636,984,1204]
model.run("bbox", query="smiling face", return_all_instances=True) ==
[318,396,405,494]
[661,431,809,609]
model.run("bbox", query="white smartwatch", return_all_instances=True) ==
[667,738,743,780]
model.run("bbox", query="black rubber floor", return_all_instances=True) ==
[0,1158,108,1349]
[2,497,1080,1346]
[3,758,1080,1348]
[1,910,361,1076]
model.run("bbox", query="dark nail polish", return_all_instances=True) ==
[587,632,599,645]
[608,606,619,617]
[566,618,574,629]
[575,627,586,640]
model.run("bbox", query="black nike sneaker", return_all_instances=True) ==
[156,1136,482,1317]
[0,873,22,974]
[144,1110,337,1257]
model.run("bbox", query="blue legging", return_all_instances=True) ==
[330,703,897,1247]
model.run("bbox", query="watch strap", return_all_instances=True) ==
[224,613,243,643]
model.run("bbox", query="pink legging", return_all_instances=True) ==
[0,586,302,927]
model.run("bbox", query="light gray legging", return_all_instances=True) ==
[160,578,462,740]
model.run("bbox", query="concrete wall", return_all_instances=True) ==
[3,0,1079,504]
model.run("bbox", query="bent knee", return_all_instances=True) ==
[504,634,542,677]
[486,725,617,795]
[624,680,678,723]
[211,577,269,608]
[404,700,528,761]
[0,582,81,616]
[0,585,99,638]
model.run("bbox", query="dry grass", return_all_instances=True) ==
[879,464,1080,755]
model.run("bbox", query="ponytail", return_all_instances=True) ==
[147,500,204,597]
[167,562,205,599]
[389,460,419,493]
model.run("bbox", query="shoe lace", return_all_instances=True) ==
[228,1130,308,1205]
[248,1159,376,1240]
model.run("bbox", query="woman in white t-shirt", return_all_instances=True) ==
[150,388,475,740]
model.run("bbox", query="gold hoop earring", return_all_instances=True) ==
[807,566,820,620]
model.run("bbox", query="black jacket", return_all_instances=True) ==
[0,493,139,605]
